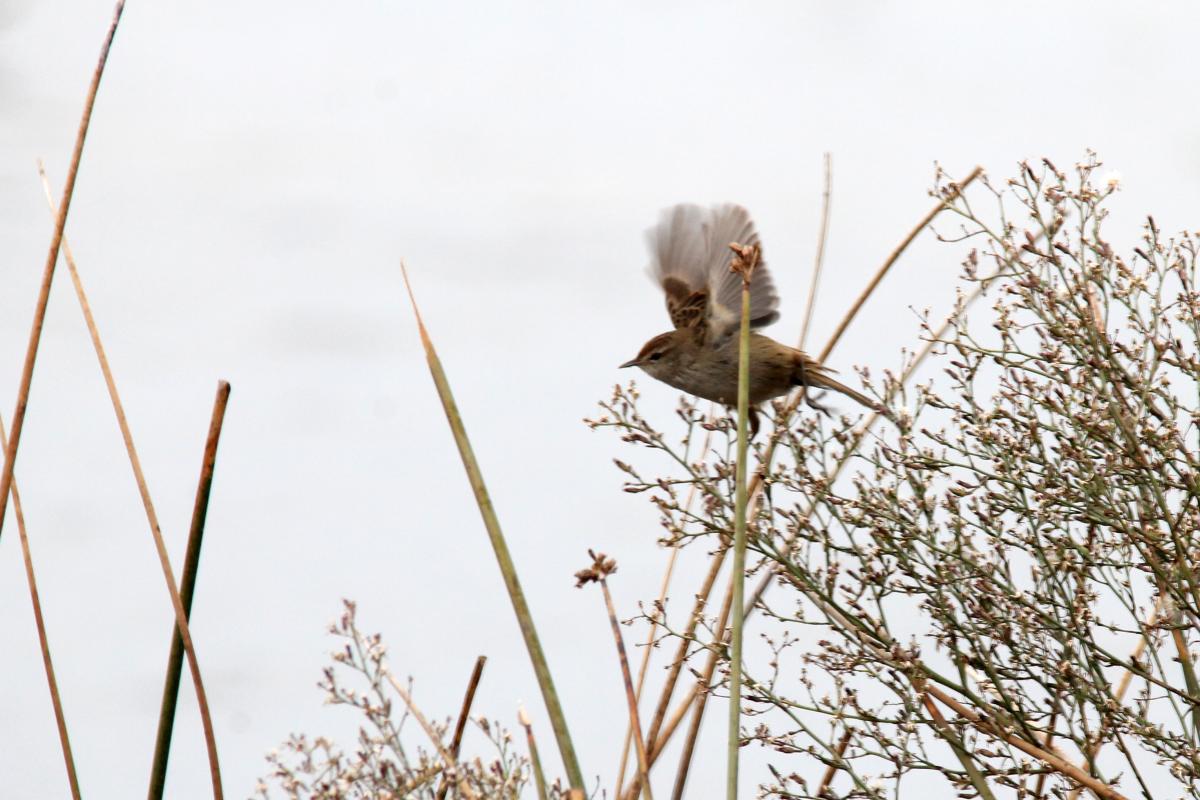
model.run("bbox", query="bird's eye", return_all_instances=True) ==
[649,352,662,361]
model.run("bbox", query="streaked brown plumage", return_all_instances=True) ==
[620,203,880,433]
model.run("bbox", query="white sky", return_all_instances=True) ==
[1,2,1199,798]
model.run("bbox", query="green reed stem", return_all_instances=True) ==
[726,263,753,799]
[401,264,584,792]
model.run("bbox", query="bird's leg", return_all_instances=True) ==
[805,392,834,418]
[794,356,833,418]
[749,406,761,439]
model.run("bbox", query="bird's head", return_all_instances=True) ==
[619,331,686,380]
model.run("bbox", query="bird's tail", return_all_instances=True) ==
[794,353,888,417]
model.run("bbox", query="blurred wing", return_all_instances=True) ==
[701,204,779,342]
[646,203,779,339]
[647,204,711,329]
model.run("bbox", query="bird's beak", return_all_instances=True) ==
[618,358,640,369]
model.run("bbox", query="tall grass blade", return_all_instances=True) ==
[400,263,585,791]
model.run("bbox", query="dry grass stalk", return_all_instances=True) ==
[37,162,224,798]
[0,0,125,540]
[435,655,488,800]
[923,684,1129,800]
[814,730,851,796]
[920,693,998,800]
[384,672,481,800]
[0,415,80,799]
[518,706,550,800]
[148,381,231,800]
[798,152,833,352]
[577,551,654,800]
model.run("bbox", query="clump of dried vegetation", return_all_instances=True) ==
[589,155,1200,799]
[264,155,1200,800]
[256,601,548,800]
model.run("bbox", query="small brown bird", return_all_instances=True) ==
[620,203,880,434]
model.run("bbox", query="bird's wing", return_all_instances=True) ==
[647,204,780,340]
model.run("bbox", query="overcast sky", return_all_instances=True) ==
[2,2,1199,798]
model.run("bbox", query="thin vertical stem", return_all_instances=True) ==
[147,381,231,800]
[435,656,487,800]
[726,249,755,800]
[0,0,125,546]
[815,730,851,796]
[798,153,832,352]
[519,707,550,800]
[599,577,654,800]
[0,416,80,799]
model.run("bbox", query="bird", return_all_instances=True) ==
[619,203,881,435]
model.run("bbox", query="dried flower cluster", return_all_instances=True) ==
[592,155,1200,798]
[256,601,539,800]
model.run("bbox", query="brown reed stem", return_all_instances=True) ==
[814,730,851,796]
[619,546,732,800]
[920,693,998,800]
[385,672,480,800]
[147,381,231,800]
[601,572,654,800]
[0,415,80,799]
[0,0,125,547]
[798,152,832,352]
[37,161,223,798]
[616,545,679,791]
[818,165,983,362]
[435,656,487,800]
[1032,707,1059,799]
[923,684,1128,800]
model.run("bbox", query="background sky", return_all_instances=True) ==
[1,2,1198,798]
